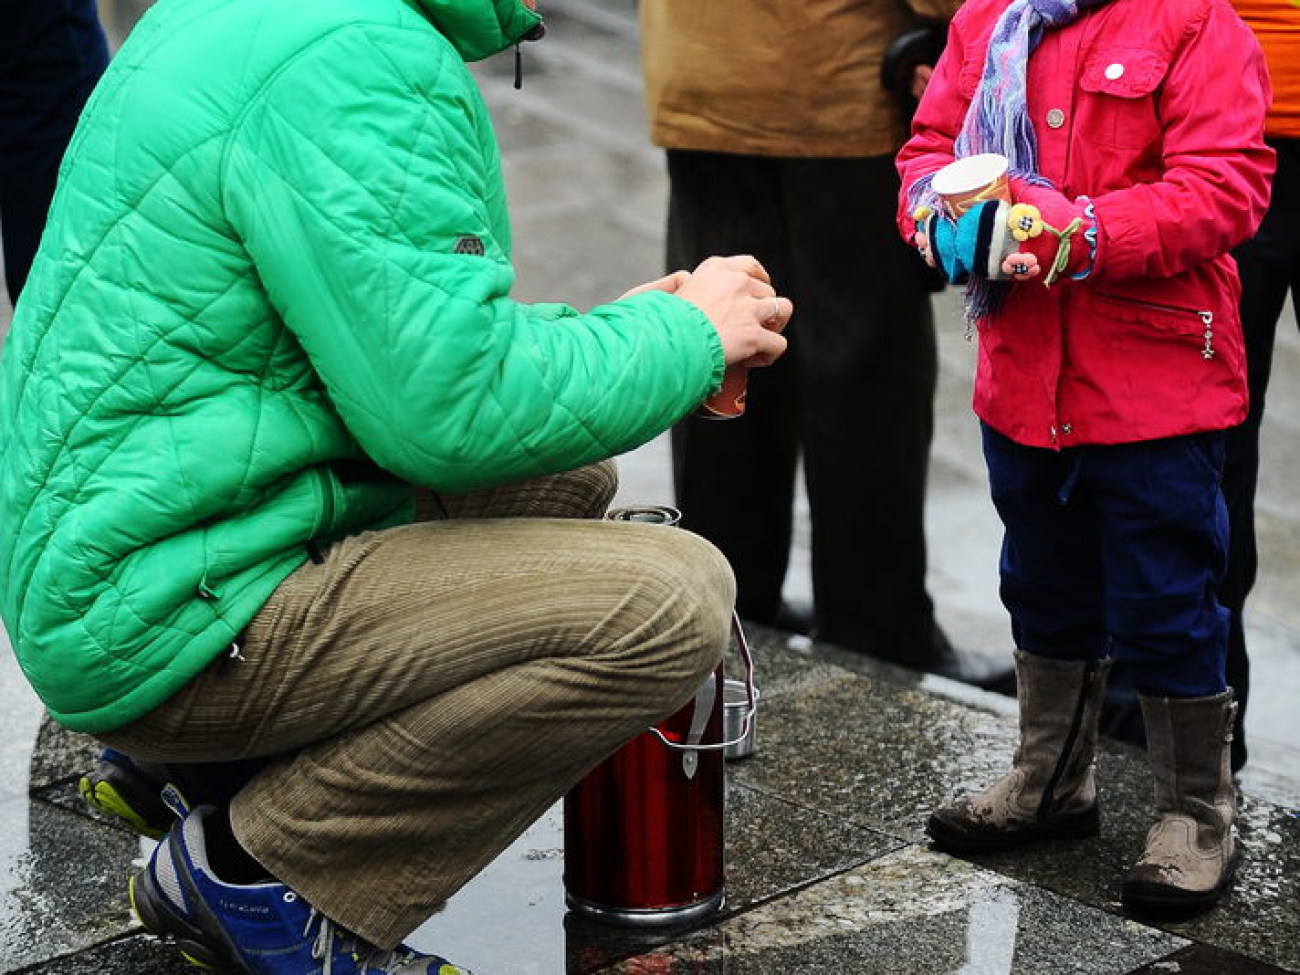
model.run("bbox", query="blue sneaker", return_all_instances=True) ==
[80,748,267,839]
[129,805,469,974]
[78,748,174,839]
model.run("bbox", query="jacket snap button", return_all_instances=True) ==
[1046,108,1066,129]
[1104,62,1125,80]
[1062,423,1073,435]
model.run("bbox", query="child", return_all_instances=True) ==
[896,0,1274,915]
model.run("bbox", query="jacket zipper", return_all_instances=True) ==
[310,467,335,560]
[1095,292,1216,359]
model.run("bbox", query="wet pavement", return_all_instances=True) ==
[3,1,1300,972]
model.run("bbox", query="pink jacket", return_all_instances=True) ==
[897,0,1275,449]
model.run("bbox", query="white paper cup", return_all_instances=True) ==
[931,153,1011,218]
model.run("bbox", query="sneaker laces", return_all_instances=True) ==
[363,946,438,973]
[364,945,469,974]
[305,907,360,975]
[303,907,464,975]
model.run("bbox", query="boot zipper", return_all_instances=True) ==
[1036,657,1099,821]
[1095,292,1216,360]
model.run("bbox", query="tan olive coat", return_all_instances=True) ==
[641,0,963,159]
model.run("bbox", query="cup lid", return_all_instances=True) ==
[931,153,1009,196]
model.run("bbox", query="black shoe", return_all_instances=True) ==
[770,597,814,636]
[925,644,1017,694]
[742,598,815,637]
[882,624,1016,693]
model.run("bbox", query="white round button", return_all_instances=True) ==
[1046,108,1066,129]
[1104,62,1125,80]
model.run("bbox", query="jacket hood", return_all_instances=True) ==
[408,0,542,61]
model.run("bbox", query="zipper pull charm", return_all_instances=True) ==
[1200,311,1215,360]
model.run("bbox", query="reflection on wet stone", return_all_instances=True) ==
[0,801,140,972]
[16,934,188,975]
[602,848,1184,975]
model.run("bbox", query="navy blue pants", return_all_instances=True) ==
[0,0,108,299]
[982,424,1230,698]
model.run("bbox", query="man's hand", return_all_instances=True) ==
[911,63,934,102]
[618,270,692,300]
[674,255,791,367]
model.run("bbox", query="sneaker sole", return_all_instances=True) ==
[129,871,238,971]
[78,776,168,840]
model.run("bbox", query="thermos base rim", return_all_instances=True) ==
[564,890,724,927]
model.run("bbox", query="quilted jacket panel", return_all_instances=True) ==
[0,0,723,732]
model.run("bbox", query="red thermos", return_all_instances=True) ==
[563,664,727,925]
[563,505,756,927]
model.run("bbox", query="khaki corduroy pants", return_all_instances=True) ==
[101,461,734,946]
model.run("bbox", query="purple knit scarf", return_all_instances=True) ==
[954,0,1112,171]
[912,0,1111,320]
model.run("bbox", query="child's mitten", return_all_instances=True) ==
[1005,179,1098,284]
[923,200,1016,284]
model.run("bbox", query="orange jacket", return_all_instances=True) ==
[1231,0,1300,139]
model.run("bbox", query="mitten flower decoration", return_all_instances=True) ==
[1004,200,1085,286]
[1001,251,1041,281]
[911,204,935,265]
[1007,203,1045,241]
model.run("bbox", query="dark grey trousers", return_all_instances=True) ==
[666,149,943,663]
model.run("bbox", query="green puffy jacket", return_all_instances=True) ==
[0,0,723,733]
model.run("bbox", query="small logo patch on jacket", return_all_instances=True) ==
[453,235,485,256]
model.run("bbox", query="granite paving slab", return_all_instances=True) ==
[407,776,900,974]
[0,800,140,972]
[591,845,1188,975]
[14,933,190,974]
[1129,944,1299,975]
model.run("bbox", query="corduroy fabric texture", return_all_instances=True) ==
[101,462,735,946]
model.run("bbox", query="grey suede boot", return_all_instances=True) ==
[927,651,1112,853]
[1122,690,1239,916]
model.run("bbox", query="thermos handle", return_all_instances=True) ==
[648,611,757,753]
[601,506,759,755]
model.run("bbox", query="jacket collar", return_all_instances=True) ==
[405,0,542,61]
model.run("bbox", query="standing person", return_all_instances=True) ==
[1219,0,1300,774]
[0,0,108,303]
[898,0,1272,916]
[641,0,1001,683]
[0,1,791,973]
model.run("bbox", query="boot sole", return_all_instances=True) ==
[1121,850,1241,918]
[927,804,1100,855]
